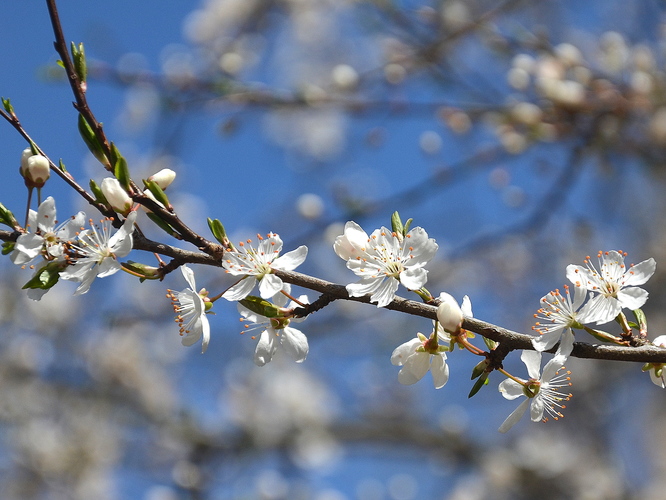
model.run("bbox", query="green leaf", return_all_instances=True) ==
[89,179,108,206]
[78,114,108,166]
[59,158,67,173]
[402,217,413,234]
[468,372,489,398]
[239,295,283,319]
[111,143,131,190]
[633,308,648,336]
[470,359,490,380]
[122,261,161,280]
[482,336,498,351]
[22,262,64,290]
[144,179,171,211]
[145,211,180,238]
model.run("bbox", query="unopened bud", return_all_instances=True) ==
[436,292,463,333]
[148,168,176,190]
[20,149,50,188]
[101,177,132,215]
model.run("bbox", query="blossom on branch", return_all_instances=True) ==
[498,350,572,433]
[237,296,309,366]
[221,232,308,301]
[566,250,656,324]
[531,285,590,356]
[334,221,438,307]
[391,330,450,389]
[167,265,211,353]
[10,196,85,266]
[60,211,137,295]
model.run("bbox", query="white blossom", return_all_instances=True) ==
[334,221,438,307]
[60,212,137,295]
[221,232,308,301]
[531,285,591,356]
[391,331,449,389]
[167,265,211,353]
[566,250,656,324]
[10,197,85,266]
[237,296,309,366]
[498,350,572,433]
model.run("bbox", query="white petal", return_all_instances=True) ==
[530,396,545,422]
[391,338,421,366]
[461,295,473,318]
[616,287,649,310]
[430,354,449,389]
[498,398,529,433]
[555,329,575,359]
[397,353,429,385]
[281,326,309,362]
[200,315,211,353]
[180,265,197,290]
[622,258,656,286]
[333,221,369,260]
[585,294,621,325]
[222,277,256,301]
[650,370,666,388]
[254,329,278,366]
[399,267,428,290]
[520,350,542,379]
[370,277,400,308]
[531,330,563,352]
[272,245,308,271]
[498,379,524,400]
[36,197,57,232]
[258,273,284,299]
[346,277,384,297]
[566,265,588,288]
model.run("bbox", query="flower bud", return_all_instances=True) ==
[20,149,50,188]
[101,177,132,215]
[148,168,176,190]
[436,292,463,333]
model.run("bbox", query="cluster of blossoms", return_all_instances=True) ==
[7,151,179,300]
[6,145,665,434]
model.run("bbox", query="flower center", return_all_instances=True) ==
[524,380,541,398]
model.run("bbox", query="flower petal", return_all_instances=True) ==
[622,258,656,286]
[616,287,649,311]
[254,329,278,366]
[391,338,421,366]
[430,354,449,389]
[281,326,309,362]
[498,398,530,433]
[272,245,308,271]
[222,277,256,301]
[399,267,428,290]
[521,350,542,380]
[498,379,524,400]
[258,273,284,299]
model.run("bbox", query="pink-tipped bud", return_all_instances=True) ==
[101,177,133,216]
[148,168,176,190]
[436,292,463,333]
[20,149,50,188]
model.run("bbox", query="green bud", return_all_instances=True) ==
[2,241,15,255]
[239,295,283,319]
[1,97,15,116]
[71,41,87,84]
[402,217,413,234]
[0,202,19,228]
[78,114,109,167]
[111,142,131,191]
[391,211,404,236]
[468,372,489,398]
[207,218,232,248]
[471,359,490,380]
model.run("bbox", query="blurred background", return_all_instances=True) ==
[1,0,666,498]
